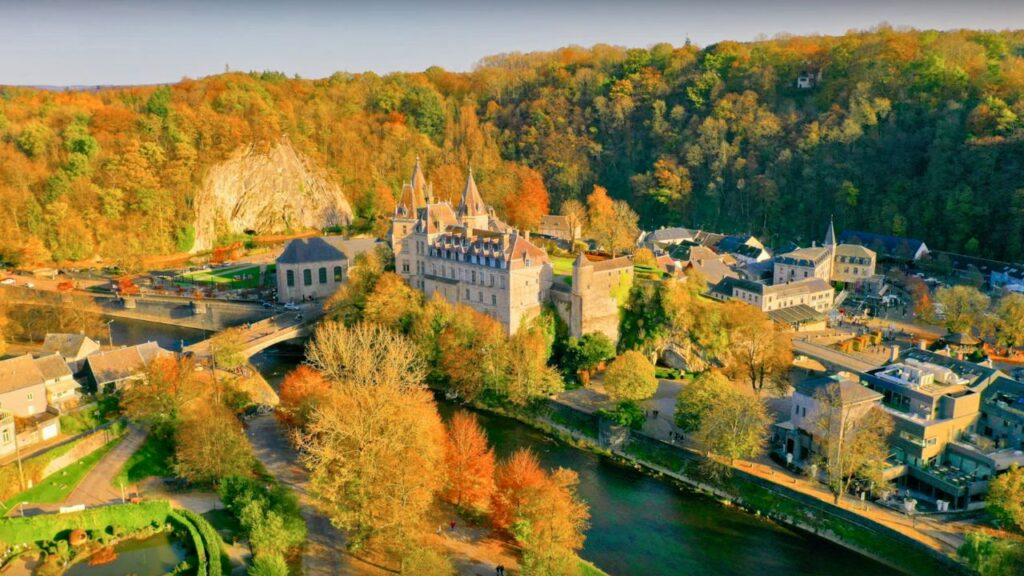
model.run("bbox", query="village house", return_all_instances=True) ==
[709,276,834,315]
[275,236,379,304]
[41,333,101,373]
[774,219,877,286]
[838,230,929,262]
[391,159,629,342]
[537,214,581,245]
[83,341,171,393]
[773,373,883,464]
[0,354,78,458]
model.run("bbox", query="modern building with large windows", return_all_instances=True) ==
[275,236,379,303]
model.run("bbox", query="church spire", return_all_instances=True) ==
[410,156,427,207]
[825,215,836,247]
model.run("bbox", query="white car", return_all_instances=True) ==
[0,278,15,285]
[25,282,35,289]
[283,302,301,311]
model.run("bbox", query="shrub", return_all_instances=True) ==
[169,511,207,576]
[175,508,225,576]
[0,501,172,547]
[248,553,289,576]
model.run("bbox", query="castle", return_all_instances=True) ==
[390,159,631,341]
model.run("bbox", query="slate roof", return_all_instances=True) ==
[34,354,73,382]
[277,236,380,266]
[838,231,927,260]
[85,342,170,386]
[41,333,98,360]
[926,251,1024,280]
[796,375,883,405]
[0,355,45,394]
[643,227,698,245]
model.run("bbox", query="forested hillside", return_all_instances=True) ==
[3,26,1024,265]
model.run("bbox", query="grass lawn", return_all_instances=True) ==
[114,434,174,485]
[578,558,610,576]
[59,408,110,436]
[2,438,120,510]
[551,254,575,277]
[180,264,263,289]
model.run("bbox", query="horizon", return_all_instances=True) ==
[2,0,1024,86]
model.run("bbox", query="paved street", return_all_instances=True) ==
[245,414,385,576]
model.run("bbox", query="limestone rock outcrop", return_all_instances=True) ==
[192,140,352,251]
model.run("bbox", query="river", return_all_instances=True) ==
[122,320,902,576]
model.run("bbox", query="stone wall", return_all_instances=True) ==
[40,424,121,477]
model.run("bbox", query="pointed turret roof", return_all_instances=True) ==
[825,215,836,247]
[396,157,428,217]
[411,156,428,202]
[574,251,592,268]
[458,168,487,218]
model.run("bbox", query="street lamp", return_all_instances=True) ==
[105,319,115,347]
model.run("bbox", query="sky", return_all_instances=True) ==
[2,0,1024,86]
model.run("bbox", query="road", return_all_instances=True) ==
[184,304,322,359]
[63,425,147,507]
[792,338,883,373]
[245,415,385,576]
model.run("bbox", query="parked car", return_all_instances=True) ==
[283,302,301,311]
[25,282,35,289]
[261,301,273,309]
[0,278,15,285]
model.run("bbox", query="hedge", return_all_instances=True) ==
[0,500,172,547]
[169,511,207,576]
[175,508,225,576]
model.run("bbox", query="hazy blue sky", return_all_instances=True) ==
[2,0,1024,85]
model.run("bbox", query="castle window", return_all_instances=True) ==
[402,262,410,273]
[492,294,497,306]
[465,289,470,300]
[472,270,477,283]
[286,270,295,287]
[334,266,343,281]
[478,291,483,302]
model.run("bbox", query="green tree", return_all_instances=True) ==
[696,393,770,466]
[248,554,289,576]
[674,371,733,432]
[987,465,1024,532]
[602,351,658,402]
[996,294,1024,348]
[935,285,990,334]
[959,532,1024,576]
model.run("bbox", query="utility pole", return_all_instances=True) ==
[11,419,26,492]
[106,319,114,347]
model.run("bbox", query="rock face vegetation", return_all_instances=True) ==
[4,28,1024,265]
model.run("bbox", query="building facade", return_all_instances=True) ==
[774,219,877,285]
[275,237,379,303]
[391,160,627,341]
[710,276,834,314]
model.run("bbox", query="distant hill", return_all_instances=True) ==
[3,27,1024,266]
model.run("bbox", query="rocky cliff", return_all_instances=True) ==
[192,140,353,252]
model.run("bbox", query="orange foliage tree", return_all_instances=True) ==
[504,165,550,231]
[278,365,332,428]
[442,411,496,512]
[490,448,547,531]
[439,305,509,400]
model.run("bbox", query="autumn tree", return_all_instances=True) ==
[299,322,446,552]
[936,285,990,334]
[504,165,550,230]
[491,448,548,531]
[121,355,202,437]
[814,384,894,505]
[724,303,793,397]
[586,185,638,256]
[988,465,1024,532]
[632,247,657,268]
[995,294,1024,348]
[674,370,733,432]
[210,327,246,370]
[438,305,509,400]
[174,403,254,485]
[326,245,389,326]
[602,350,658,402]
[400,548,456,576]
[277,365,332,428]
[559,199,587,247]
[506,324,563,405]
[443,411,496,512]
[515,468,590,576]
[363,272,422,333]
[696,393,770,467]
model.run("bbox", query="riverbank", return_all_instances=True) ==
[456,393,966,576]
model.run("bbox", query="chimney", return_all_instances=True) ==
[918,339,927,351]
[889,345,900,363]
[523,229,530,241]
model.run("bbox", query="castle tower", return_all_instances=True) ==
[457,168,489,230]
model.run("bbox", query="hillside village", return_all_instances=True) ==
[6,154,1024,575]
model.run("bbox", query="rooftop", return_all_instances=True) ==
[795,374,883,405]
